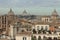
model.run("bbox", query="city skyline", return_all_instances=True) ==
[0,0,60,40]
[0,8,60,15]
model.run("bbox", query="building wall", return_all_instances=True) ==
[33,34,58,39]
[9,25,14,39]
[41,17,51,22]
[33,25,49,31]
[16,35,31,40]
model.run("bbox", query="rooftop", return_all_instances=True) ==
[16,31,32,36]
[0,38,9,40]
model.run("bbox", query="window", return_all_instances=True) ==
[2,16,4,24]
[2,28,6,31]
[33,36,36,40]
[46,19,48,21]
[5,16,6,24]
[38,36,41,40]
[41,26,43,31]
[23,37,26,40]
[45,26,48,31]
[21,30,24,32]
[33,29,36,34]
[46,18,49,22]
[37,26,39,30]
[47,37,52,40]
[43,36,47,40]
[59,33,60,35]
[53,37,57,40]
[38,30,41,34]
[17,27,19,33]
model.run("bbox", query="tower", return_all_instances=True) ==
[51,9,58,20]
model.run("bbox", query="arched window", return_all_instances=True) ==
[38,30,41,34]
[43,36,47,40]
[33,29,36,34]
[34,36,37,40]
[23,37,26,40]
[47,37,52,40]
[53,37,57,40]
[38,36,41,40]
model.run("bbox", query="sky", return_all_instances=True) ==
[0,0,60,15]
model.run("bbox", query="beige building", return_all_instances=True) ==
[0,9,60,40]
[15,32,32,40]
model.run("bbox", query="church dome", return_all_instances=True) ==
[52,9,58,16]
[8,8,14,16]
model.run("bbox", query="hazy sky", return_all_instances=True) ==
[0,0,60,15]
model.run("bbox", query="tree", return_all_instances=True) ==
[31,36,37,40]
[31,37,34,40]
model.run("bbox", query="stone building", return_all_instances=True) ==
[0,9,60,40]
